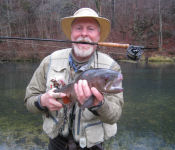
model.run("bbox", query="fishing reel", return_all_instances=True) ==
[127,45,144,60]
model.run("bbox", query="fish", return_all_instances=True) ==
[53,68,123,108]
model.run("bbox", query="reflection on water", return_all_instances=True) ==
[0,62,175,150]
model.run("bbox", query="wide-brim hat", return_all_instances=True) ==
[60,8,111,42]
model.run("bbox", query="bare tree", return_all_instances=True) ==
[111,0,115,28]
[6,0,12,37]
[95,0,101,15]
[158,0,163,51]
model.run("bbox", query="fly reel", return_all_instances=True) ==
[127,45,144,60]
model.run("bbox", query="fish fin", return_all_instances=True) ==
[62,96,72,104]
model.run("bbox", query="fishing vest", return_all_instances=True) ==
[42,48,118,148]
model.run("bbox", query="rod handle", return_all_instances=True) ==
[98,42,130,48]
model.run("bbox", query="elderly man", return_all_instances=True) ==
[25,8,124,150]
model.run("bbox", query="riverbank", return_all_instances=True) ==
[0,38,175,63]
[1,54,175,64]
[0,43,175,63]
[140,55,175,63]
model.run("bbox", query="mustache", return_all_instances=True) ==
[76,37,92,43]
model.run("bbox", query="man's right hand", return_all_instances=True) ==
[40,88,66,111]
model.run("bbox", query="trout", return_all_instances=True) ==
[54,68,123,108]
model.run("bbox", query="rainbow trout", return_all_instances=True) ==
[54,68,123,108]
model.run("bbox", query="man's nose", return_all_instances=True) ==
[81,28,88,37]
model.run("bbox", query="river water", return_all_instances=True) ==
[0,61,175,150]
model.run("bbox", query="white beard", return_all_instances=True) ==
[72,37,95,58]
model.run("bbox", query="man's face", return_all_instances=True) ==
[71,18,100,58]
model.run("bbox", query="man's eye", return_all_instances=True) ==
[76,27,82,30]
[88,28,94,31]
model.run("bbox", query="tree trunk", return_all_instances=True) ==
[95,0,101,15]
[6,0,12,37]
[111,0,115,28]
[159,0,163,51]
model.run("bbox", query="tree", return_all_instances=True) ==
[158,0,163,51]
[111,0,115,28]
[95,0,101,15]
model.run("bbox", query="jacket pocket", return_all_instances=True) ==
[43,115,60,139]
[103,123,117,140]
[84,122,104,148]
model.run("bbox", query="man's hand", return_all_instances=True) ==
[74,80,104,107]
[40,88,66,111]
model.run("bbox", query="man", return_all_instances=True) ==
[24,8,124,150]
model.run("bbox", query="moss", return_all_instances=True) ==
[148,55,174,62]
[139,55,146,61]
[172,57,175,61]
[0,116,48,149]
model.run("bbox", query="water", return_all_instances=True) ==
[0,62,47,150]
[106,62,175,150]
[0,61,175,150]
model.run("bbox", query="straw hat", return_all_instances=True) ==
[60,8,111,42]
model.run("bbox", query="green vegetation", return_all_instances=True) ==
[0,88,48,149]
[148,55,174,63]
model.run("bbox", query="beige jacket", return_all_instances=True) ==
[24,48,124,148]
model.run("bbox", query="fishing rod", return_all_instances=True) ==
[0,36,130,48]
[0,36,157,60]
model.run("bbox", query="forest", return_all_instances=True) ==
[0,0,175,61]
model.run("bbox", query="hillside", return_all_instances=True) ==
[0,0,175,61]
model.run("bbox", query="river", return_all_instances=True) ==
[0,61,175,150]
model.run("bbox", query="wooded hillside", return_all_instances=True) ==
[0,0,175,61]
